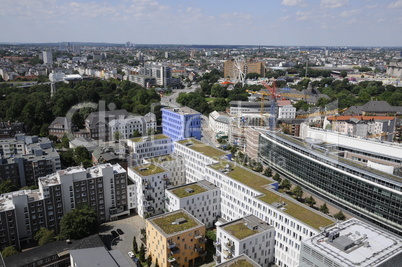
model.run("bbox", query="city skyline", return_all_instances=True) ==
[1,0,402,46]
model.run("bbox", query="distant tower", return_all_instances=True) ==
[73,45,81,55]
[42,50,53,64]
[165,52,169,59]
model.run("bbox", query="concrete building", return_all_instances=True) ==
[146,209,207,267]
[162,107,201,142]
[126,134,172,165]
[224,60,265,79]
[70,247,131,267]
[300,218,402,267]
[245,127,262,160]
[109,113,157,140]
[278,105,296,120]
[387,61,402,78]
[143,63,181,87]
[127,164,170,218]
[85,110,131,141]
[215,215,275,266]
[128,74,156,88]
[259,131,402,235]
[174,138,335,267]
[42,51,53,64]
[148,155,186,187]
[229,101,273,116]
[165,180,220,228]
[208,111,231,137]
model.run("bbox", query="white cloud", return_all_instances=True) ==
[377,18,386,22]
[320,0,349,9]
[388,0,402,8]
[340,9,359,17]
[220,12,252,20]
[296,11,312,21]
[281,0,306,7]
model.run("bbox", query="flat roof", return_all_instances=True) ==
[209,162,335,230]
[177,139,228,158]
[151,155,175,163]
[169,180,217,198]
[221,215,273,240]
[163,106,200,115]
[131,164,166,176]
[130,134,169,143]
[216,254,260,267]
[304,218,402,266]
[70,247,121,267]
[148,210,203,236]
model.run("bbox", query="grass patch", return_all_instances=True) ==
[130,134,169,143]
[172,184,207,198]
[205,97,214,102]
[224,222,258,240]
[152,155,174,163]
[229,260,255,267]
[152,212,199,235]
[178,139,228,158]
[132,164,165,176]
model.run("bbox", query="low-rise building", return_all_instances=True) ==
[146,209,207,267]
[165,180,220,228]
[215,215,275,266]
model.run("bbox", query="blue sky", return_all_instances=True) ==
[1,0,402,46]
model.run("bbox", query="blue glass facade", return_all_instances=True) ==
[162,108,201,142]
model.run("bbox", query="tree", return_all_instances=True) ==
[147,254,152,266]
[34,227,55,245]
[133,130,142,138]
[281,179,292,191]
[0,180,17,194]
[114,131,122,140]
[206,229,216,241]
[59,205,99,240]
[340,71,347,78]
[139,243,146,262]
[133,236,138,254]
[155,259,160,267]
[61,133,70,148]
[292,185,303,200]
[334,210,346,221]
[1,246,18,258]
[273,173,282,184]
[305,196,316,207]
[263,168,272,177]
[319,203,329,214]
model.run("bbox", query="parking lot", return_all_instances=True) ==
[99,213,146,265]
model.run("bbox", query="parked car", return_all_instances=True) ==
[111,230,119,238]
[116,228,124,235]
[128,251,134,258]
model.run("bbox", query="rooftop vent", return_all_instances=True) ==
[184,188,194,194]
[139,167,149,171]
[160,157,167,162]
[172,218,187,225]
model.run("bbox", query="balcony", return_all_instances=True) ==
[145,206,155,212]
[225,241,234,250]
[145,195,154,201]
[170,247,180,254]
[213,254,221,264]
[194,246,207,257]
[167,256,176,263]
[213,241,221,250]
[168,241,176,249]
[222,249,233,260]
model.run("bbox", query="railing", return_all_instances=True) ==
[168,241,176,249]
[213,254,221,263]
[168,256,176,263]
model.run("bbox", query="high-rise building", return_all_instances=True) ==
[42,50,53,64]
[162,107,202,142]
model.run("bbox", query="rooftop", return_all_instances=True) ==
[303,218,402,266]
[151,155,175,163]
[210,162,335,230]
[70,247,131,267]
[149,210,203,236]
[177,139,228,158]
[130,134,169,143]
[163,106,200,115]
[170,180,216,198]
[132,164,166,176]
[216,255,260,267]
[221,215,273,240]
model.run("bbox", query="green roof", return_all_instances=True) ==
[130,134,169,143]
[153,155,175,163]
[171,184,207,198]
[177,139,228,158]
[132,164,166,176]
[228,260,255,267]
[223,222,258,240]
[152,211,200,235]
[210,162,334,230]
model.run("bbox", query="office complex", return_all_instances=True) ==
[215,215,275,266]
[165,180,220,228]
[146,209,207,267]
[0,163,127,250]
[259,131,402,235]
[299,218,402,267]
[162,107,202,142]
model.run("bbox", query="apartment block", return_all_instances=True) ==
[174,138,336,267]
[109,112,157,140]
[126,134,172,166]
[300,218,402,267]
[162,107,202,142]
[215,215,275,266]
[127,164,170,218]
[146,209,207,267]
[224,60,265,79]
[165,180,220,228]
[128,74,156,88]
[145,155,186,187]
[215,254,260,267]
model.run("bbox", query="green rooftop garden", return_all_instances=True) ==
[210,162,334,230]
[152,212,200,235]
[228,260,255,267]
[172,184,207,198]
[132,164,165,176]
[130,134,169,143]
[224,222,258,240]
[152,155,174,163]
[177,139,228,158]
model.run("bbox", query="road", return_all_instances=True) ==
[160,84,198,107]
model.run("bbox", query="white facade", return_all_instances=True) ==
[278,105,296,119]
[144,155,186,187]
[126,135,172,165]
[127,164,170,218]
[216,215,275,266]
[209,111,231,136]
[42,51,53,64]
[165,180,220,228]
[109,114,156,140]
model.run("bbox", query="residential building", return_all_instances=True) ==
[387,61,402,78]
[245,127,262,160]
[0,122,25,138]
[215,254,260,267]
[127,164,170,218]
[148,155,186,187]
[70,247,131,267]
[146,209,207,267]
[85,110,130,141]
[165,180,220,228]
[278,105,296,119]
[224,60,265,79]
[143,63,181,87]
[126,134,172,165]
[215,215,275,266]
[128,74,156,88]
[42,51,53,64]
[300,218,402,267]
[346,100,402,116]
[162,107,201,142]
[174,138,335,267]
[259,131,402,235]
[208,111,231,137]
[109,113,157,140]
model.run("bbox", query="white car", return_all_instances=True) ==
[128,251,134,258]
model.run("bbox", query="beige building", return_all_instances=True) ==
[224,60,265,79]
[146,209,207,267]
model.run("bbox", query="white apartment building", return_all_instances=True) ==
[109,113,156,140]
[216,215,275,266]
[127,164,170,218]
[165,180,220,228]
[174,139,336,267]
[208,111,231,137]
[144,155,186,187]
[300,218,402,267]
[126,134,172,166]
[278,105,296,119]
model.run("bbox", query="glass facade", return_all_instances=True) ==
[259,133,402,235]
